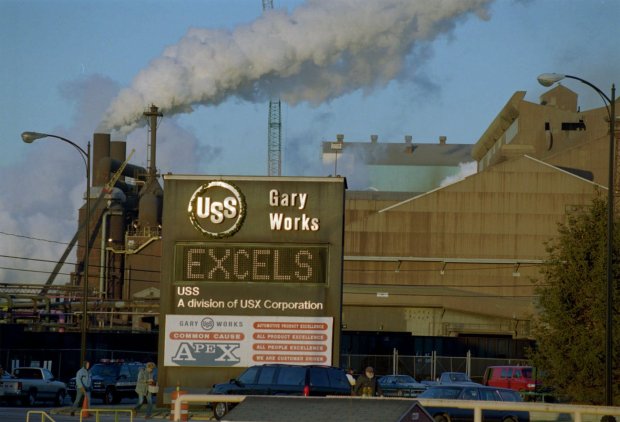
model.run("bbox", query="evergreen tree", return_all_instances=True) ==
[530,195,619,404]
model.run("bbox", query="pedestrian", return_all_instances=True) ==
[134,362,157,419]
[0,365,11,379]
[71,360,92,416]
[346,368,356,390]
[353,366,383,397]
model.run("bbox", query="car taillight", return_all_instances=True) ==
[303,385,310,396]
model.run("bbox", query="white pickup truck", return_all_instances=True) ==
[0,367,67,406]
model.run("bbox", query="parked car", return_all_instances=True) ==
[210,364,351,419]
[67,360,145,404]
[438,372,479,385]
[419,384,529,422]
[0,367,67,406]
[378,374,427,397]
[482,366,540,393]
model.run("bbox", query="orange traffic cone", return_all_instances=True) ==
[81,394,90,418]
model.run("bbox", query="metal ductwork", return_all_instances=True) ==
[94,156,148,188]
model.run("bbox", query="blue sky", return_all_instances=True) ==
[1,0,618,284]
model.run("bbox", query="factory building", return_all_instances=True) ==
[339,84,611,344]
[60,87,620,339]
[2,85,614,365]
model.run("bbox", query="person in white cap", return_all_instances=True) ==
[353,366,383,397]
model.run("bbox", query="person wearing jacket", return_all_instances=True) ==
[134,362,157,418]
[0,365,11,379]
[71,360,92,416]
[353,366,383,397]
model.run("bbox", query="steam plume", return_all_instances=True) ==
[100,0,491,134]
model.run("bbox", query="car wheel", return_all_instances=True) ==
[22,390,37,406]
[503,418,518,422]
[104,387,117,405]
[54,390,66,407]
[434,414,449,422]
[213,402,229,420]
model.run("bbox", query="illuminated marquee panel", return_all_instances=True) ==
[175,243,327,283]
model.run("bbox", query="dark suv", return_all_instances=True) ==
[68,361,145,404]
[210,364,351,419]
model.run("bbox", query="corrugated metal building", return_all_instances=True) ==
[337,85,614,340]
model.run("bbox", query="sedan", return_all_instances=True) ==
[378,374,427,397]
[418,385,529,422]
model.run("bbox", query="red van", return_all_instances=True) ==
[482,365,539,392]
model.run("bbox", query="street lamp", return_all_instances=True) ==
[538,73,616,406]
[21,131,91,364]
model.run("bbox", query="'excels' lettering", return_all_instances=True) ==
[180,245,326,284]
[268,189,319,231]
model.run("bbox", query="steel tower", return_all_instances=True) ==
[263,0,282,176]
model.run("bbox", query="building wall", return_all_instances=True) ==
[339,86,619,340]
[342,152,602,339]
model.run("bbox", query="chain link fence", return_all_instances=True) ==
[3,346,526,385]
[341,350,531,383]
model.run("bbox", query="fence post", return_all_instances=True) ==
[431,350,436,381]
[392,348,398,375]
[466,350,471,376]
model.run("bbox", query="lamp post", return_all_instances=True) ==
[21,131,91,364]
[537,73,616,406]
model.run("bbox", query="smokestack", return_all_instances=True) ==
[110,141,127,183]
[404,135,414,154]
[93,133,111,187]
[439,136,447,145]
[370,134,378,143]
[143,105,162,182]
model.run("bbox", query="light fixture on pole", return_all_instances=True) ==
[21,131,91,364]
[537,73,616,406]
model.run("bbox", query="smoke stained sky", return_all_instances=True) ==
[0,0,618,284]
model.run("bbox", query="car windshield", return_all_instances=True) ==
[497,389,523,402]
[394,375,416,383]
[449,373,469,382]
[237,366,260,384]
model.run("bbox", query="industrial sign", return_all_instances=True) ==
[175,243,327,283]
[160,175,345,389]
[164,315,333,367]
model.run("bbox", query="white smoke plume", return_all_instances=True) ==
[0,75,214,285]
[100,0,491,134]
[440,161,477,187]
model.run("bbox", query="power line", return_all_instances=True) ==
[0,230,70,245]
[0,229,162,258]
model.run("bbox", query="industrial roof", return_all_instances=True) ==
[322,140,473,166]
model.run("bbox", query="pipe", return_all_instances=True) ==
[99,210,107,299]
[95,156,147,187]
